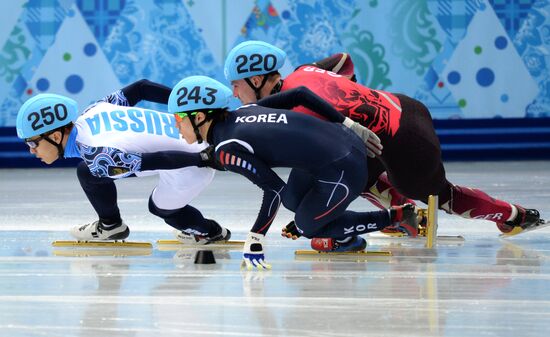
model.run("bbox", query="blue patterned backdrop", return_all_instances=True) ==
[1,0,550,165]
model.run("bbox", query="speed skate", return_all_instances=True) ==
[371,195,464,248]
[500,219,550,238]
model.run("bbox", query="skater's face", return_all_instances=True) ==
[231,78,258,104]
[174,112,209,144]
[26,132,60,164]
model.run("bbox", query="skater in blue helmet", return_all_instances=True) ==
[167,75,416,269]
[16,80,229,244]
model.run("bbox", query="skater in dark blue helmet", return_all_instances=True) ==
[167,75,416,270]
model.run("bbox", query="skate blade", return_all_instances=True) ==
[52,240,152,248]
[295,250,392,256]
[380,231,405,237]
[157,240,244,245]
[500,220,549,238]
[53,249,152,257]
[367,234,465,242]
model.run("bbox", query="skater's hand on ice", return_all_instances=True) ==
[241,232,271,270]
[281,221,301,240]
[344,117,383,157]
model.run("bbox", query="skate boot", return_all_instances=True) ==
[311,236,367,252]
[383,203,418,237]
[497,206,540,235]
[206,226,231,244]
[70,220,129,241]
[175,220,231,245]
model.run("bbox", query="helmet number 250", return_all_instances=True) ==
[177,86,218,107]
[27,104,68,131]
[236,53,276,74]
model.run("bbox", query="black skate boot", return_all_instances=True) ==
[497,206,541,235]
[175,220,231,245]
[384,203,419,237]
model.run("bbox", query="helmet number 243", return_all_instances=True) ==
[176,86,218,107]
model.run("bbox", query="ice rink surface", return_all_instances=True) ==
[1,162,550,337]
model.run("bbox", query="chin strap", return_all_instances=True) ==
[245,75,270,100]
[189,114,213,144]
[43,132,65,157]
[270,80,283,95]
[188,115,204,144]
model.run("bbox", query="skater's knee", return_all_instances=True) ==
[282,196,299,212]
[148,196,179,218]
[293,216,322,239]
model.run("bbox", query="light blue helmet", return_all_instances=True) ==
[224,40,286,82]
[16,93,79,139]
[168,75,232,113]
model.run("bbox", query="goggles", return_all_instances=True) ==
[174,110,213,123]
[24,135,48,149]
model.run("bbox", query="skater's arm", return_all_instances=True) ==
[257,86,345,123]
[121,79,171,106]
[99,79,171,107]
[312,53,356,81]
[215,141,280,270]
[257,87,382,156]
[215,141,284,236]
[78,145,213,179]
[141,147,223,171]
[297,53,357,81]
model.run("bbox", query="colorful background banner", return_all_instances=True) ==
[1,0,550,165]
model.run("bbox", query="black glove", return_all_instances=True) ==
[281,221,302,240]
[199,145,225,171]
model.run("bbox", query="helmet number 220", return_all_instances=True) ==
[236,53,276,74]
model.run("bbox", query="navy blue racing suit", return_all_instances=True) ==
[209,104,391,239]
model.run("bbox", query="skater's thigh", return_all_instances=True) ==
[384,130,447,201]
[294,152,366,236]
[152,167,215,210]
[282,169,315,212]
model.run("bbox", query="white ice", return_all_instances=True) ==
[1,162,550,337]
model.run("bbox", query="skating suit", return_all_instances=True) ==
[281,65,445,202]
[280,66,517,224]
[210,104,393,238]
[65,91,214,210]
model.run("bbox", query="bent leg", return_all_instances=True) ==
[76,161,121,224]
[281,169,315,212]
[150,166,219,235]
[439,184,515,223]
[148,196,220,236]
[363,171,417,209]
[292,149,392,239]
